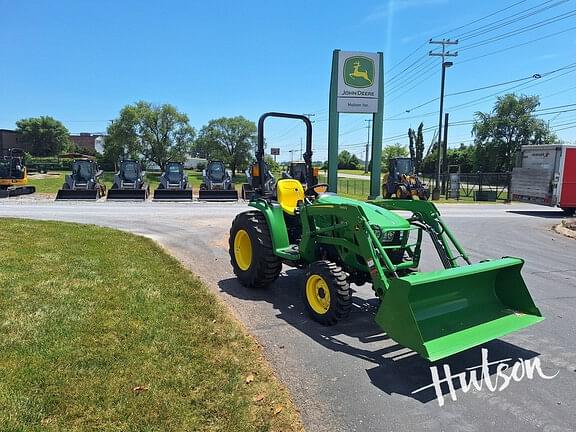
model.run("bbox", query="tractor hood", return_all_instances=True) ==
[315,194,410,230]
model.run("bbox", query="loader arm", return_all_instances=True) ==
[372,199,471,267]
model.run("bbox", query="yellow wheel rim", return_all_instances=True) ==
[306,275,331,315]
[234,229,252,271]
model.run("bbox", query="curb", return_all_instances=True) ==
[554,219,576,239]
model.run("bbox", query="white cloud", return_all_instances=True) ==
[365,0,449,22]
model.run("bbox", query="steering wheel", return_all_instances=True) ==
[305,183,330,198]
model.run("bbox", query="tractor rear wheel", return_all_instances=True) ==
[229,211,282,288]
[303,261,352,325]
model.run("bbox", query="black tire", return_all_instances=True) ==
[561,207,575,217]
[229,211,282,288]
[303,261,352,325]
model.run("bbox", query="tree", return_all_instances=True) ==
[337,150,361,169]
[15,116,70,156]
[415,123,425,172]
[106,101,195,170]
[408,123,425,173]
[195,117,256,176]
[472,94,556,172]
[381,143,409,172]
[408,128,416,161]
[264,154,280,173]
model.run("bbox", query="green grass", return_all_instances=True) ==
[0,219,302,432]
[335,169,370,176]
[27,171,247,195]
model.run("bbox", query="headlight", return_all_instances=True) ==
[381,230,396,242]
[371,225,396,243]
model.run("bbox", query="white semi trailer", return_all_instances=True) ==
[511,144,576,216]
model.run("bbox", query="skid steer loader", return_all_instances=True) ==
[107,160,149,201]
[153,162,193,201]
[0,148,35,198]
[198,160,238,201]
[55,158,106,200]
[228,112,543,362]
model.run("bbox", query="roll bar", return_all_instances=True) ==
[255,112,313,195]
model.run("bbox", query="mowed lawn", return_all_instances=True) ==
[0,219,302,431]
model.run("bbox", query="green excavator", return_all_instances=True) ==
[228,112,542,361]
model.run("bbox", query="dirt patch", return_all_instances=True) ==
[554,219,576,239]
[28,173,60,179]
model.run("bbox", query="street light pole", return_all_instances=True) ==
[429,38,458,200]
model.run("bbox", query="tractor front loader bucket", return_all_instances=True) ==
[152,188,193,201]
[198,189,238,201]
[107,188,148,201]
[55,189,99,201]
[375,257,543,362]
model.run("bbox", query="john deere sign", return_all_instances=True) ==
[337,51,380,113]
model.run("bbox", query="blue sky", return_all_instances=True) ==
[1,0,575,161]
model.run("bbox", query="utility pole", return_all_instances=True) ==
[429,38,458,200]
[442,112,449,197]
[364,119,372,173]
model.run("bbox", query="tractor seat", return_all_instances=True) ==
[276,179,305,215]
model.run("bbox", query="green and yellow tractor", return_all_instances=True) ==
[229,112,543,361]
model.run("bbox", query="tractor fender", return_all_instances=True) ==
[248,200,291,253]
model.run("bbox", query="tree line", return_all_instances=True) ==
[11,93,561,175]
[417,94,557,173]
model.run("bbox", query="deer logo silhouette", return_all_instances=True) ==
[349,61,372,85]
[343,56,375,88]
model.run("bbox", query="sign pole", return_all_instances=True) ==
[369,52,384,199]
[328,49,340,192]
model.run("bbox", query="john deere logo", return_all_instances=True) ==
[344,56,374,88]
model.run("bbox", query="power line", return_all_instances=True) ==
[455,0,569,40]
[457,25,576,66]
[432,0,530,39]
[459,9,576,52]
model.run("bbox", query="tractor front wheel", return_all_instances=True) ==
[303,261,352,325]
[229,211,282,288]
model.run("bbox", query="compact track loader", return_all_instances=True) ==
[228,112,543,362]
[55,158,106,200]
[107,160,149,201]
[153,162,193,201]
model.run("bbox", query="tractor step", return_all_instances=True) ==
[276,245,300,260]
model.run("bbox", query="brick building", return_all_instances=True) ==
[0,129,30,156]
[0,129,102,155]
[69,133,99,152]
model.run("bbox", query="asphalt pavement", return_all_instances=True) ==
[1,198,575,432]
